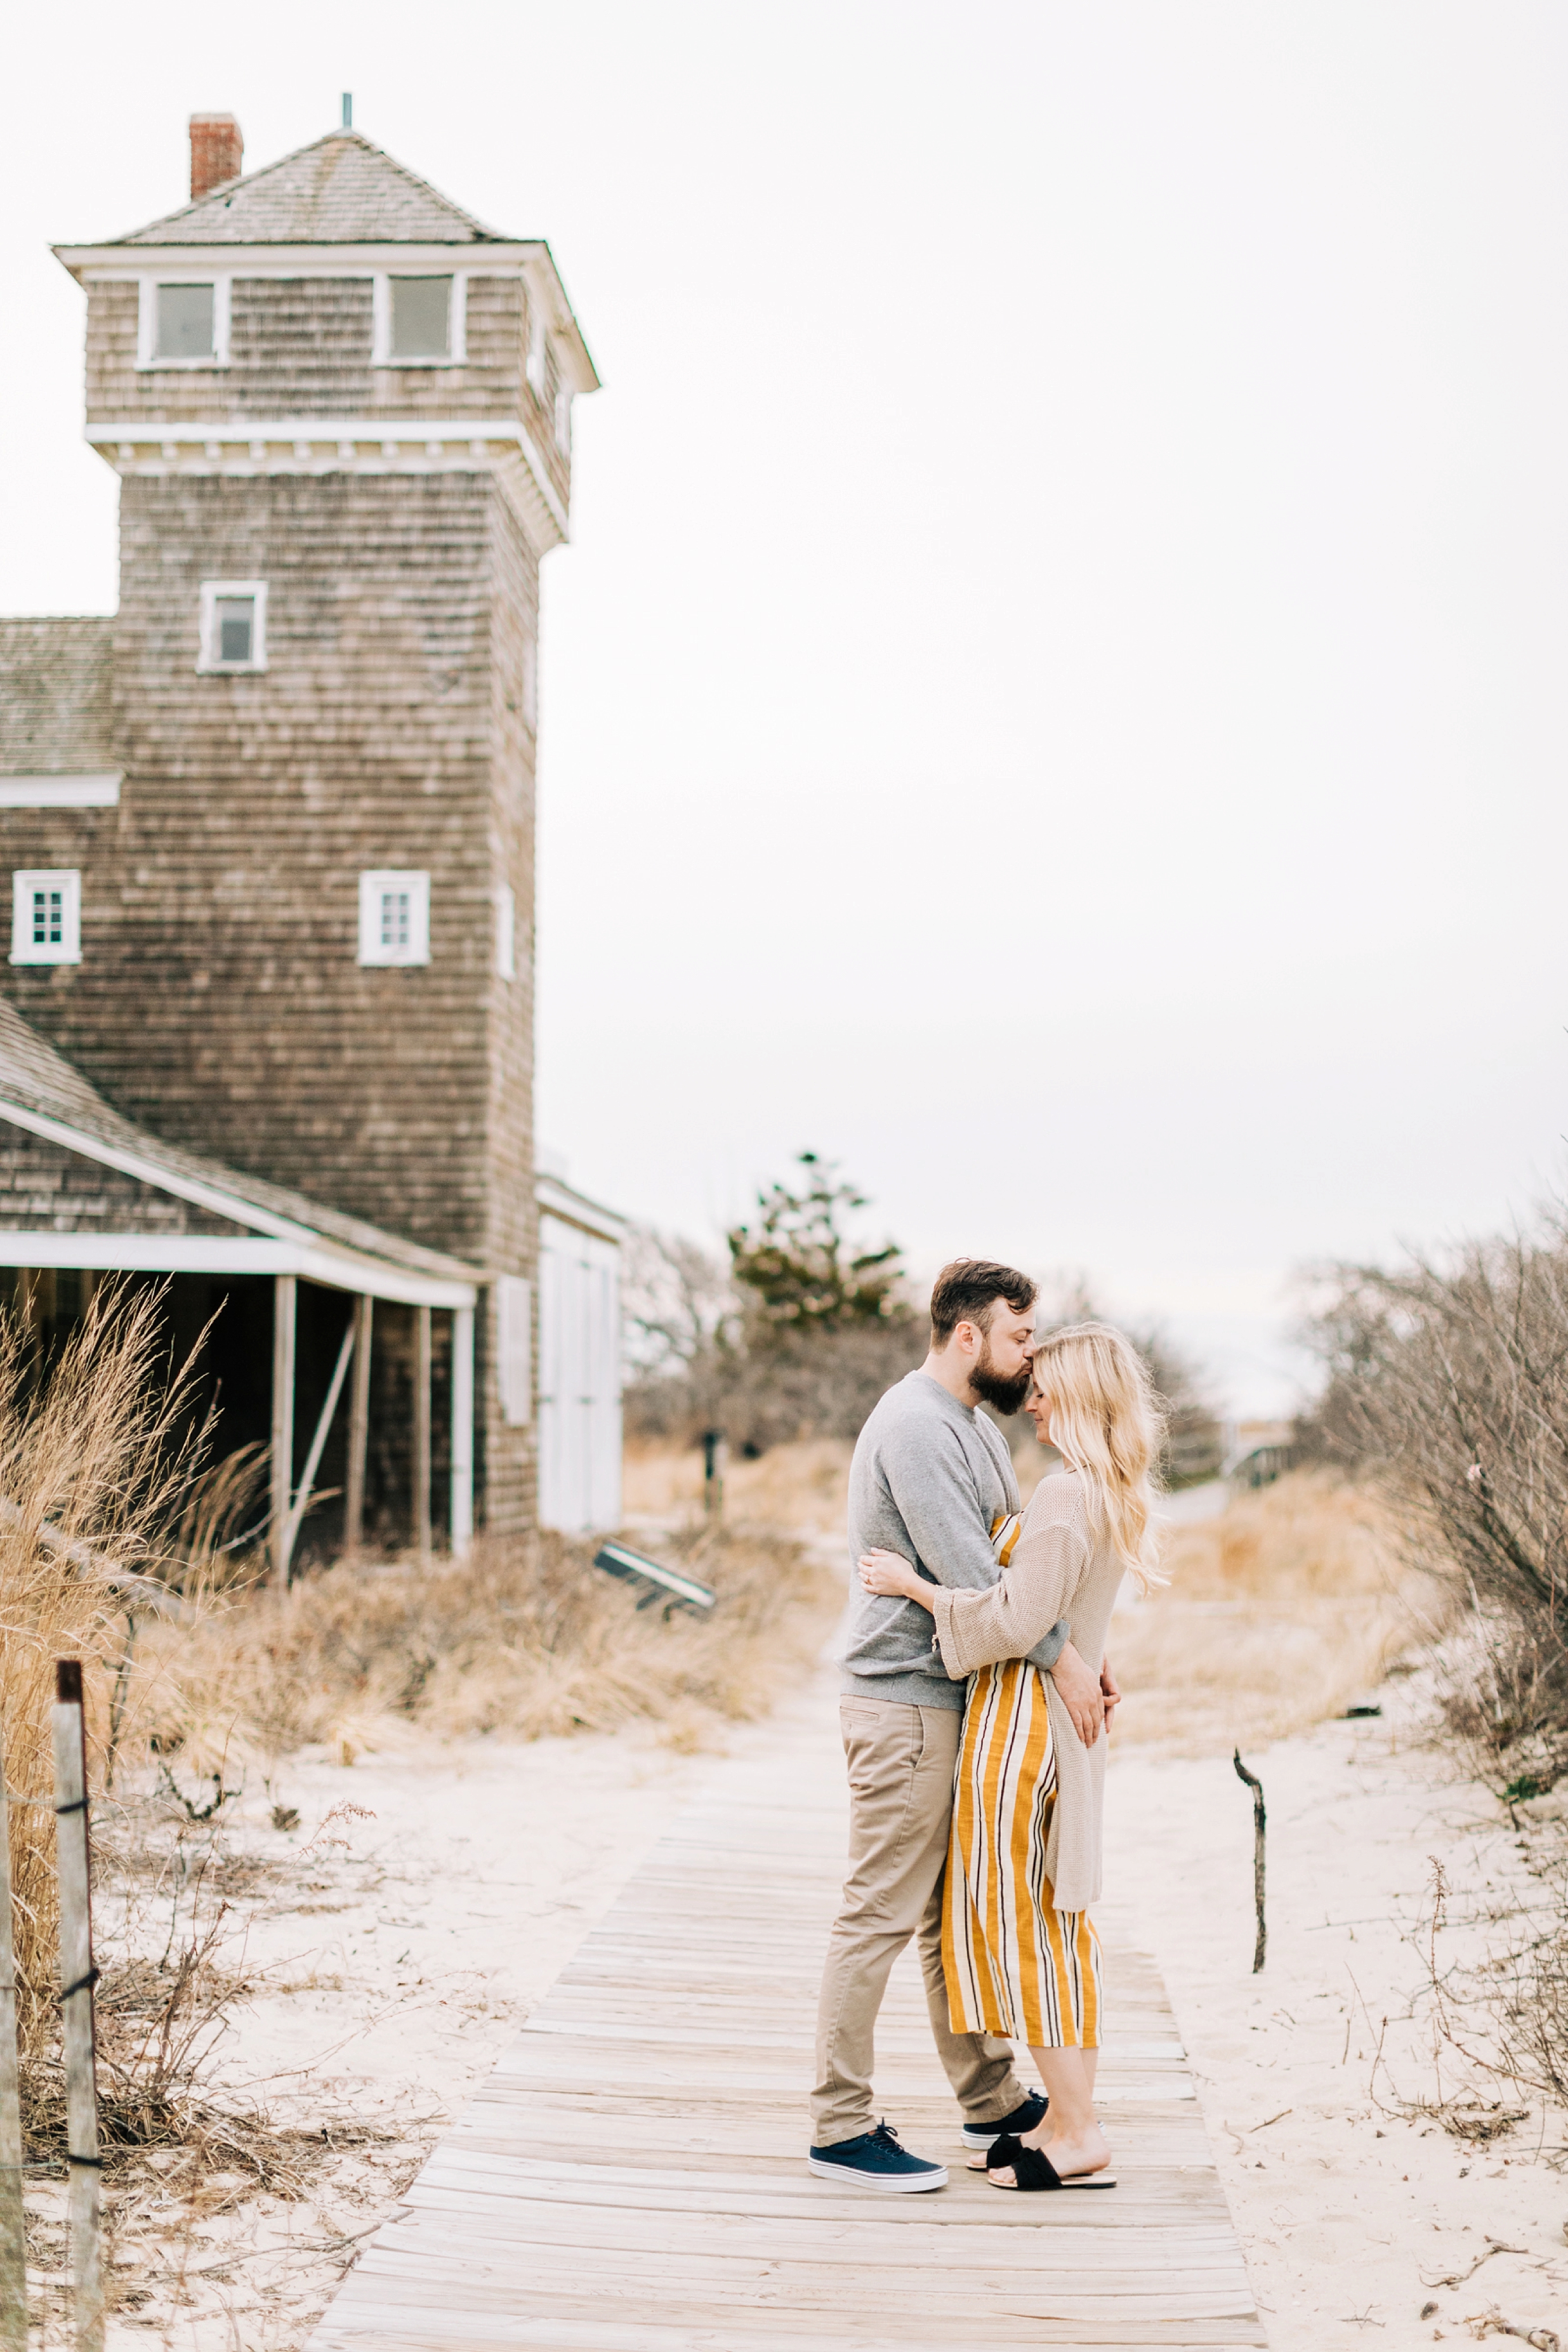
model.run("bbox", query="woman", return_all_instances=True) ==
[858,1321,1164,2192]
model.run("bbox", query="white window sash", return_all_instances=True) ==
[137,274,231,369]
[371,270,467,367]
[10,870,81,966]
[358,870,430,966]
[196,579,268,673]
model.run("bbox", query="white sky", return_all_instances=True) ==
[3,2,1565,1415]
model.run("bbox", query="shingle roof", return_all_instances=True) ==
[112,129,515,248]
[0,618,114,776]
[0,999,478,1288]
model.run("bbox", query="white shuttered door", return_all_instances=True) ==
[536,1215,623,1533]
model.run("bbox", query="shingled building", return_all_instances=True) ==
[0,111,623,1565]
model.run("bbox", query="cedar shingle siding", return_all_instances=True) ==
[0,126,600,1540]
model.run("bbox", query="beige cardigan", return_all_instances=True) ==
[930,1470,1123,1912]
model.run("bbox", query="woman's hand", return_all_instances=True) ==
[1100,1656,1123,1731]
[858,1549,932,1608]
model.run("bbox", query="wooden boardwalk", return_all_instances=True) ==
[311,1684,1265,2352]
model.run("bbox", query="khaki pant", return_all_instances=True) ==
[810,1696,1027,2148]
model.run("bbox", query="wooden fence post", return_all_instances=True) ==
[0,1711,25,2352]
[1233,1749,1267,1973]
[52,1661,102,2352]
[344,1293,374,1554]
[414,1305,432,1561]
[270,1274,297,1589]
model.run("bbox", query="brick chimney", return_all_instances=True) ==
[189,114,242,201]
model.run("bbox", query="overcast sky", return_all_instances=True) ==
[3,1,1565,1413]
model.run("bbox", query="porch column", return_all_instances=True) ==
[270,1274,296,1587]
[450,1304,474,1559]
[343,1293,374,1554]
[413,1303,432,1561]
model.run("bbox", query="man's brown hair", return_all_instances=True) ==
[928,1259,1038,1348]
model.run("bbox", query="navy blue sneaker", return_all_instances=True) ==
[961,2091,1048,2151]
[808,2120,948,2192]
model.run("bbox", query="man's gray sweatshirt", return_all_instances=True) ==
[840,1368,1070,1709]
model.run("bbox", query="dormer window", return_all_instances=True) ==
[197,581,268,673]
[136,276,231,369]
[373,274,467,367]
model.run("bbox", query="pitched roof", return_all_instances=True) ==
[0,999,478,1297]
[0,618,114,775]
[111,129,515,248]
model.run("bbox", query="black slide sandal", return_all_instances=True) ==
[985,2133,1117,2191]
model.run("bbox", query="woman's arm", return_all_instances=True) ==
[859,1550,934,1611]
[928,1512,1090,1679]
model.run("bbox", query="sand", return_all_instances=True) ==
[75,1570,1568,2348]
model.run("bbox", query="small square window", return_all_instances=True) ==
[11,870,81,966]
[359,871,430,967]
[197,580,268,673]
[391,277,451,360]
[155,282,214,360]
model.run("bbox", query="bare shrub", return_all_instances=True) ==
[1305,1222,1568,1784]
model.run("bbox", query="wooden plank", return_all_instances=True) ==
[307,1680,1264,2352]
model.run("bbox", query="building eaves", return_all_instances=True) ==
[0,1000,477,1288]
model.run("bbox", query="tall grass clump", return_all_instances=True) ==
[0,1283,213,2059]
[1304,1216,1568,1791]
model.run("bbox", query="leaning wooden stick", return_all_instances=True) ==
[1233,1748,1267,1973]
[52,1661,102,2352]
[0,1708,26,2352]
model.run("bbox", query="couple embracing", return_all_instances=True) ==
[808,1259,1163,2195]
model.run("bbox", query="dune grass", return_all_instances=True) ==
[1109,1469,1446,1754]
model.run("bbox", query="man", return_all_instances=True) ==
[807,1258,1109,2191]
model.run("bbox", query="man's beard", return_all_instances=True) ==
[971,1341,1032,1417]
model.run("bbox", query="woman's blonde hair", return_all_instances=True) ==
[1030,1321,1168,1594]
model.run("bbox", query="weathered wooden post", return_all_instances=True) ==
[1234,1749,1267,1972]
[270,1274,297,1588]
[0,1710,26,2352]
[702,1429,725,1524]
[53,1660,102,2352]
[344,1293,374,1553]
[414,1305,432,1561]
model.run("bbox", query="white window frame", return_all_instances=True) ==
[136,274,232,369]
[358,870,430,967]
[496,883,517,981]
[371,270,468,367]
[196,579,268,675]
[554,385,572,456]
[11,870,81,967]
[521,637,538,730]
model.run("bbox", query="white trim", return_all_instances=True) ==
[197,579,268,673]
[371,269,468,366]
[136,273,231,369]
[451,1304,475,1555]
[534,1172,628,1245]
[496,883,516,981]
[0,1229,474,1307]
[496,1274,532,1425]
[358,869,430,966]
[86,417,570,542]
[0,775,121,809]
[10,871,81,966]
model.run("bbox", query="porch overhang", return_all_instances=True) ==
[0,1231,474,1310]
